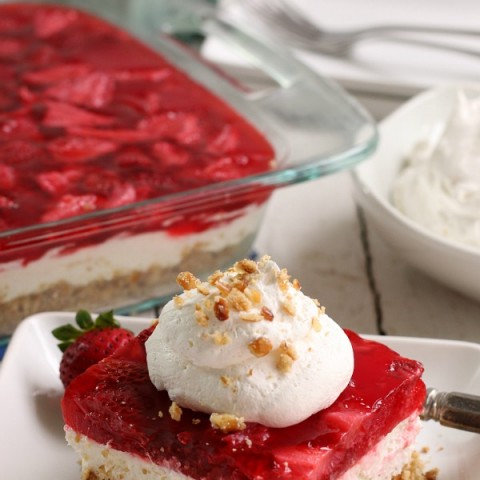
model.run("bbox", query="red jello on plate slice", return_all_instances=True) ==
[62,328,426,480]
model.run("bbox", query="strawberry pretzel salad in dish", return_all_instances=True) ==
[57,256,438,480]
[0,1,378,335]
[0,3,275,334]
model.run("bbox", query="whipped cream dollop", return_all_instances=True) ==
[146,256,354,428]
[392,91,480,249]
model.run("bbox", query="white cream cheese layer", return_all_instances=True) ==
[0,205,262,302]
[392,91,480,249]
[146,256,354,428]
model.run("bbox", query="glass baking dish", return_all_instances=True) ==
[0,0,377,335]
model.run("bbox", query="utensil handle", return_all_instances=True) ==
[422,388,480,434]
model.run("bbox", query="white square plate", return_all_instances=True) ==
[0,312,479,479]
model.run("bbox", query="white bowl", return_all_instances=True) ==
[352,84,480,302]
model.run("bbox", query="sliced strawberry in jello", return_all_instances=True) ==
[36,169,82,196]
[68,125,154,143]
[115,147,153,170]
[62,329,426,480]
[23,63,92,85]
[0,38,26,59]
[43,101,115,128]
[206,123,240,155]
[0,140,44,165]
[0,164,16,190]
[138,112,203,146]
[152,141,190,167]
[45,72,115,109]
[33,6,79,39]
[42,193,98,222]
[0,113,39,140]
[0,195,17,210]
[47,136,116,163]
[81,172,137,209]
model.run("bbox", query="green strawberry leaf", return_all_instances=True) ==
[57,341,72,353]
[95,310,119,329]
[75,309,94,330]
[52,309,125,353]
[52,324,83,342]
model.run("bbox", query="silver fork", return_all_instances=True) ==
[242,0,480,57]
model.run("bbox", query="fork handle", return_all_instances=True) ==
[357,25,480,38]
[421,388,480,434]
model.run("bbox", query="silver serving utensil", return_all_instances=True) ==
[243,0,480,58]
[421,388,480,434]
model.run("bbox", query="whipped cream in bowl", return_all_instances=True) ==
[146,256,354,429]
[392,91,480,249]
[352,85,480,302]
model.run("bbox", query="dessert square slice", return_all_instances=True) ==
[61,257,428,479]
[62,327,426,480]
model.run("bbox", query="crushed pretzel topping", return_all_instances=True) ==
[212,331,231,346]
[173,295,184,308]
[215,280,231,296]
[196,280,210,296]
[204,298,213,310]
[258,254,271,267]
[277,353,294,373]
[276,341,298,373]
[276,268,291,293]
[227,288,252,311]
[239,311,263,323]
[292,278,301,290]
[312,316,322,332]
[318,305,326,315]
[281,297,296,316]
[231,275,249,292]
[208,270,223,285]
[195,304,209,326]
[261,306,274,321]
[393,451,439,480]
[235,259,258,274]
[210,413,246,433]
[245,286,262,304]
[214,296,230,321]
[220,375,231,386]
[169,402,182,422]
[177,271,197,290]
[279,341,298,360]
[248,337,273,357]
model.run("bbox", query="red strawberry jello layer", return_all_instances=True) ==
[0,4,275,333]
[63,327,426,480]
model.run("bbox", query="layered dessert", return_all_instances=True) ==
[62,256,431,479]
[392,91,480,250]
[0,4,275,334]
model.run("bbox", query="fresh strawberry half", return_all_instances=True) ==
[52,309,134,388]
